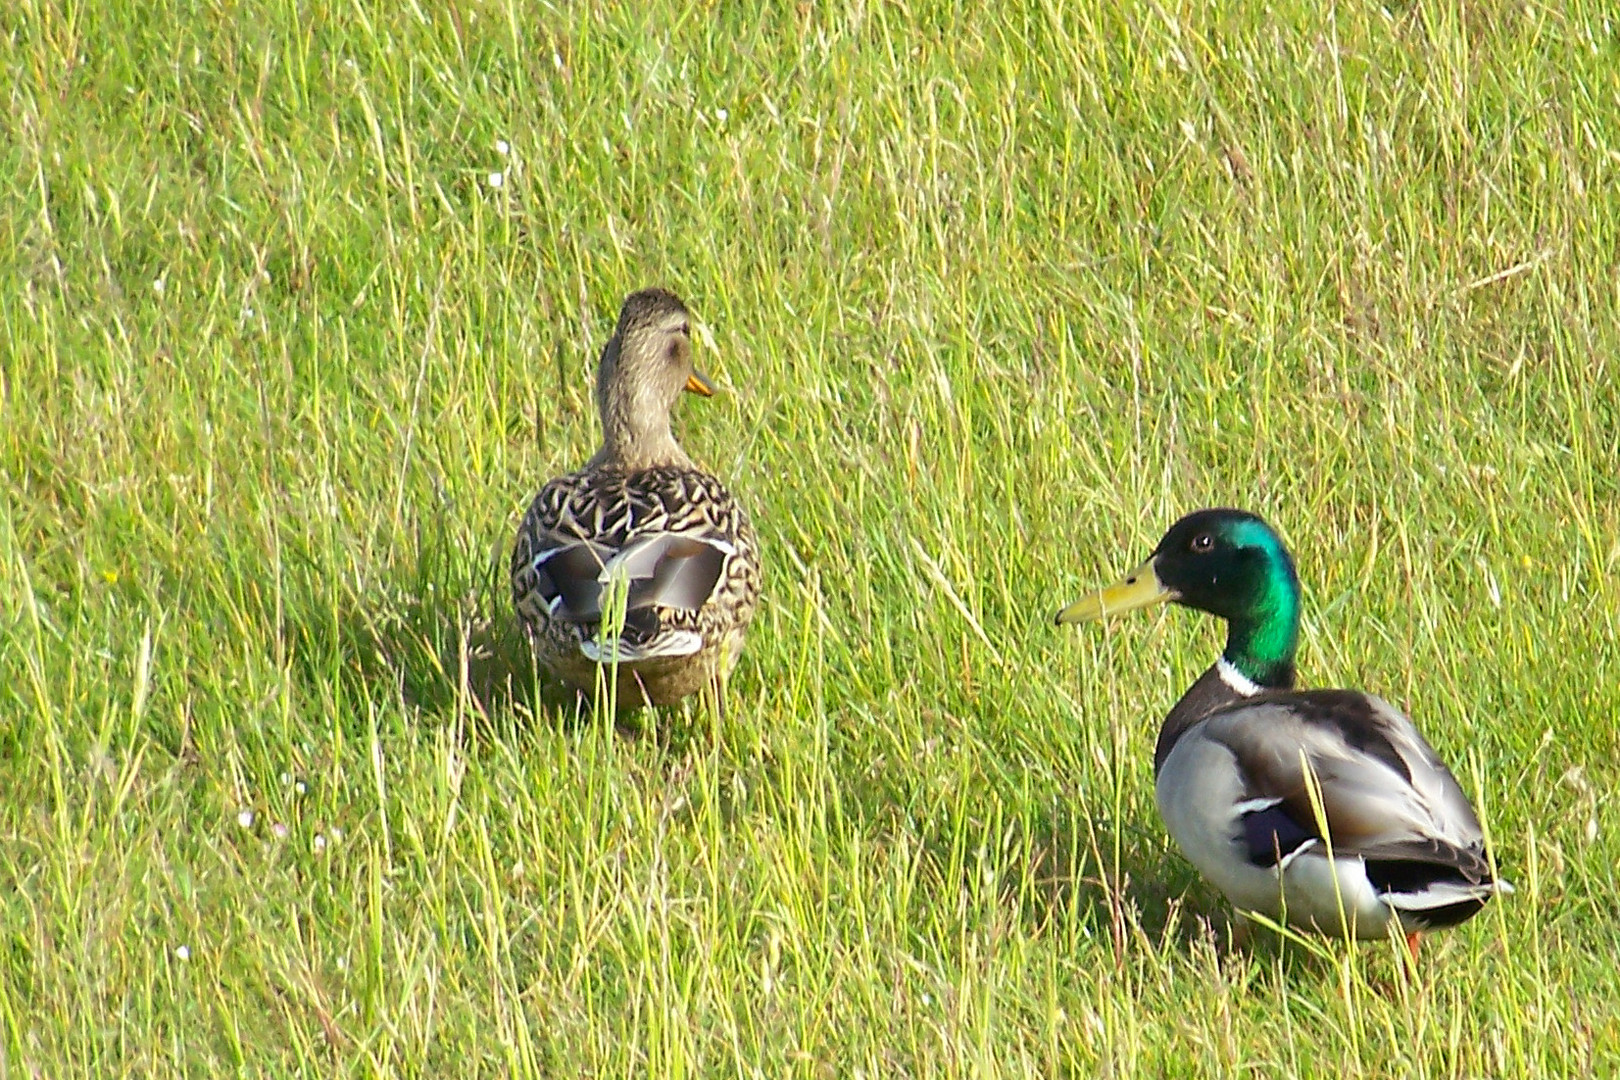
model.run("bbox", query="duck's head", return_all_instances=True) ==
[1056,508,1302,688]
[595,288,715,466]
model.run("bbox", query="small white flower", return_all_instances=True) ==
[237,809,255,828]
[152,278,166,295]
[715,107,729,122]
[294,781,307,796]
[271,822,289,840]
[175,945,191,961]
[280,772,292,786]
[336,955,349,971]
[495,139,510,156]
[328,826,344,843]
[487,171,504,188]
[313,833,327,852]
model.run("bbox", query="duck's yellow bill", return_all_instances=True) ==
[1054,560,1172,625]
[685,371,716,397]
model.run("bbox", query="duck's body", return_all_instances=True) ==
[511,289,759,710]
[1154,667,1501,939]
[1059,509,1508,942]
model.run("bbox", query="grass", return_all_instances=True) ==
[2,0,1618,1074]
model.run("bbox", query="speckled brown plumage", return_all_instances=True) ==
[510,289,760,710]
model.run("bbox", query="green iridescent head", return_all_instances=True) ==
[1056,508,1302,687]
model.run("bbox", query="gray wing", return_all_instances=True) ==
[530,532,732,625]
[1204,691,1498,898]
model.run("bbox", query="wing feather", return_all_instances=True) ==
[1203,691,1489,880]
[513,465,751,659]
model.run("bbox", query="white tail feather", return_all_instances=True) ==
[579,630,704,663]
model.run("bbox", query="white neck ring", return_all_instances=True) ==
[1217,656,1263,697]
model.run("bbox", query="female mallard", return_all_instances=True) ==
[511,288,759,710]
[1056,509,1509,948]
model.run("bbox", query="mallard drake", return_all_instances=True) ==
[1057,509,1509,948]
[511,288,760,710]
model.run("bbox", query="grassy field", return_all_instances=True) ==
[3,0,1618,1074]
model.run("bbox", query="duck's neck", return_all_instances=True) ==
[1153,590,1300,773]
[1223,595,1299,690]
[593,391,691,472]
[594,424,688,472]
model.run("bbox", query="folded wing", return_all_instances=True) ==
[1207,690,1507,922]
[528,532,734,660]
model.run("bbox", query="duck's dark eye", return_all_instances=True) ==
[1190,532,1215,553]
